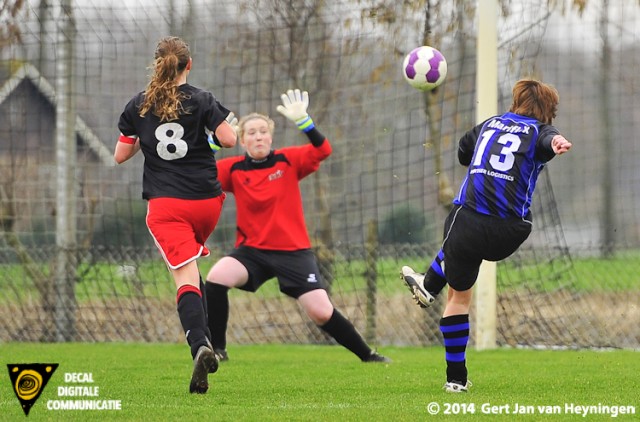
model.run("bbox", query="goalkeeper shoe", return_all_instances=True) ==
[189,345,218,394]
[443,380,472,393]
[208,349,227,373]
[363,351,392,363]
[214,349,229,362]
[401,266,435,308]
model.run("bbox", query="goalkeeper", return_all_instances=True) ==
[400,79,572,393]
[205,89,390,364]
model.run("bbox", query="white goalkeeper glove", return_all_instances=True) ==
[276,89,315,132]
[225,111,239,130]
[208,112,238,154]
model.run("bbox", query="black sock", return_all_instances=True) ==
[319,309,371,360]
[199,276,211,341]
[176,285,209,359]
[424,249,447,295]
[205,282,230,351]
[440,314,469,383]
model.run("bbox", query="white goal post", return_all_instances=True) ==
[474,0,498,350]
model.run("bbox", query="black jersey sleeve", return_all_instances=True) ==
[117,93,144,137]
[304,127,326,147]
[457,121,484,166]
[203,92,231,134]
[535,124,560,162]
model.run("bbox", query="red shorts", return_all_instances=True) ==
[146,195,225,269]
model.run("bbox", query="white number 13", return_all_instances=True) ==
[472,129,521,172]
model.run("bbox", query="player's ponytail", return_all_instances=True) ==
[139,36,190,122]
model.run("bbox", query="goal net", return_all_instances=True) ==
[0,0,638,349]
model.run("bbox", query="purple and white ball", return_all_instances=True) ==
[402,46,447,91]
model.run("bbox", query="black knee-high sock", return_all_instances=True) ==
[424,249,447,296]
[176,285,209,359]
[205,282,229,350]
[440,314,469,383]
[319,309,371,360]
[199,276,211,341]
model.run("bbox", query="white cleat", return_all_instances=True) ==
[400,266,435,308]
[443,380,472,393]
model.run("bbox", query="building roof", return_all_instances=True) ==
[0,63,114,166]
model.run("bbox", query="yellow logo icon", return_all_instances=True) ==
[7,363,58,416]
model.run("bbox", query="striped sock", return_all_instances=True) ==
[440,314,469,384]
[424,249,447,296]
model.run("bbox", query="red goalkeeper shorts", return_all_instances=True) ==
[146,195,225,269]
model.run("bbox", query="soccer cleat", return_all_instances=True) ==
[443,380,472,393]
[213,348,229,362]
[362,351,392,363]
[208,349,226,373]
[209,349,228,372]
[189,345,218,394]
[401,266,435,308]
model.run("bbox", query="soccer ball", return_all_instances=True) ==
[402,46,447,91]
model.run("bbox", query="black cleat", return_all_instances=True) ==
[363,351,392,363]
[189,345,218,394]
[213,348,229,362]
[208,349,227,373]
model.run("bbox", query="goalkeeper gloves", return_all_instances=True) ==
[276,89,315,132]
[208,112,238,154]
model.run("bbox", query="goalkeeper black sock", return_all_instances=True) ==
[424,250,447,296]
[205,282,230,351]
[176,285,209,359]
[319,309,371,360]
[440,314,469,383]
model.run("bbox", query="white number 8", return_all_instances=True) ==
[155,123,188,160]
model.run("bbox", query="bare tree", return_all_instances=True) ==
[239,0,372,286]
[0,0,24,48]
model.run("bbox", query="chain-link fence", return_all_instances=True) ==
[1,0,639,349]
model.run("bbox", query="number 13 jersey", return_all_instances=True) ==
[454,112,559,219]
[118,84,230,200]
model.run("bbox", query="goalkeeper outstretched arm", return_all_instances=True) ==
[277,89,326,147]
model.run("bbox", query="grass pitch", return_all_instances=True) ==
[0,343,638,421]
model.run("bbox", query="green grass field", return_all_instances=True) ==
[0,343,638,421]
[2,251,639,306]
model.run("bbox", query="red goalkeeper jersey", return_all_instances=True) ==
[217,140,332,250]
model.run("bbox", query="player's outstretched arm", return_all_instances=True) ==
[214,112,239,149]
[276,89,329,152]
[551,135,572,155]
[210,112,239,153]
[276,89,315,133]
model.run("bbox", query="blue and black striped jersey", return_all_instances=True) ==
[453,112,559,218]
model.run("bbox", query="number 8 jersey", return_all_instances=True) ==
[118,84,230,200]
[453,112,559,219]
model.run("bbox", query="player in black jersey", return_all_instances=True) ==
[115,36,237,394]
[400,79,572,393]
